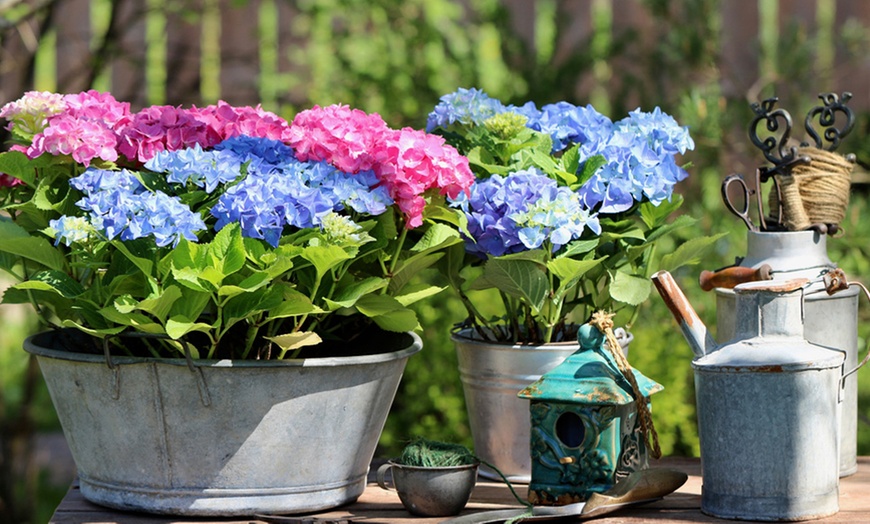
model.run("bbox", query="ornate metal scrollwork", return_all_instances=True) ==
[804,92,855,152]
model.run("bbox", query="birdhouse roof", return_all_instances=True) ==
[518,342,663,405]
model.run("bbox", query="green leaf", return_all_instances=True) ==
[269,287,322,318]
[208,222,246,277]
[137,285,183,321]
[659,233,729,272]
[98,306,164,333]
[59,320,126,337]
[169,289,212,322]
[166,317,214,340]
[16,270,85,298]
[0,218,66,271]
[0,151,38,187]
[609,270,653,306]
[354,294,420,332]
[388,252,443,294]
[484,258,548,312]
[645,214,697,244]
[265,331,323,353]
[560,239,599,258]
[639,195,684,228]
[326,277,388,309]
[547,257,601,285]
[218,272,271,298]
[560,143,582,174]
[113,239,154,278]
[395,283,445,306]
[302,244,352,280]
[411,223,460,252]
[576,155,607,188]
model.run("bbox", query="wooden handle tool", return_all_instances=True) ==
[699,264,773,291]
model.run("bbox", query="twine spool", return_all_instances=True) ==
[590,311,662,460]
[768,147,853,231]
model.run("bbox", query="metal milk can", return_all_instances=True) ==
[653,271,847,521]
[700,229,860,477]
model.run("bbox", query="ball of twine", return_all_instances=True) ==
[768,146,853,231]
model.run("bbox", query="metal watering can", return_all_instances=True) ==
[651,270,861,521]
[700,230,861,477]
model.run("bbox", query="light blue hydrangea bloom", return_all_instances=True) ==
[145,143,243,193]
[513,101,614,153]
[67,168,206,247]
[426,87,507,132]
[577,107,693,213]
[452,169,599,257]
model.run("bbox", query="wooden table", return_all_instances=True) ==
[50,456,870,523]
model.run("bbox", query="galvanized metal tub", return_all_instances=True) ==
[452,327,631,483]
[25,329,421,516]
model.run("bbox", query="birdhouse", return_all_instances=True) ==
[518,323,663,505]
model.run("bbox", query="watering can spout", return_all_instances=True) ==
[651,270,716,358]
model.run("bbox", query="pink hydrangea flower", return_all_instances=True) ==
[196,101,293,142]
[0,173,24,187]
[375,128,474,228]
[62,90,130,127]
[115,105,221,163]
[28,114,119,166]
[288,104,390,173]
[0,91,65,136]
[289,104,473,228]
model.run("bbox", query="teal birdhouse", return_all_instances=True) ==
[518,322,663,505]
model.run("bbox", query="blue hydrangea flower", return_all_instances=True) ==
[577,108,693,213]
[452,170,599,257]
[514,101,614,153]
[426,87,506,132]
[214,135,297,174]
[211,159,394,247]
[145,143,243,193]
[67,168,206,247]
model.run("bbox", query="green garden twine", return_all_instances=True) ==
[396,437,532,514]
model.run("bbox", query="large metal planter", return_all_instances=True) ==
[25,329,421,516]
[452,328,632,483]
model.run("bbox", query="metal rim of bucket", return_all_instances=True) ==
[24,329,422,368]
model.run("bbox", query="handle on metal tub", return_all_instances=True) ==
[822,272,870,381]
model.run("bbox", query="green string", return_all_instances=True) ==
[397,437,533,512]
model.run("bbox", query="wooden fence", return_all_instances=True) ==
[2,0,870,115]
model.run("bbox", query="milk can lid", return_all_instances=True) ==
[693,339,845,372]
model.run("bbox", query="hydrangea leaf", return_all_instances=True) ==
[12,270,85,298]
[302,244,352,281]
[218,272,271,298]
[135,285,183,321]
[394,283,446,307]
[354,294,420,332]
[99,306,164,333]
[388,252,444,294]
[0,151,39,187]
[268,287,322,319]
[0,218,66,271]
[165,316,214,340]
[609,270,652,306]
[660,233,728,272]
[325,277,388,310]
[265,332,323,354]
[560,239,599,258]
[547,258,602,299]
[484,258,548,312]
[411,223,460,252]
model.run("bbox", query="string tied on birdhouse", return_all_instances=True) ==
[768,147,853,232]
[590,311,661,460]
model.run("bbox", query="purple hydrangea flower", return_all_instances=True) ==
[452,170,598,257]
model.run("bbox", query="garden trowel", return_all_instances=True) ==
[442,467,688,524]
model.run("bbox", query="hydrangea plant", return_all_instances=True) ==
[0,90,473,359]
[428,88,721,344]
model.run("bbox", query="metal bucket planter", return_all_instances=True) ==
[452,327,632,483]
[25,329,421,516]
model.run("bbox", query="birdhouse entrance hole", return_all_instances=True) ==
[555,411,585,448]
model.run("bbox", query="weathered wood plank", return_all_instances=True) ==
[54,0,92,93]
[219,0,261,106]
[49,457,870,524]
[109,0,149,108]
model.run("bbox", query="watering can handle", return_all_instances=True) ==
[841,279,870,380]
[699,264,773,291]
